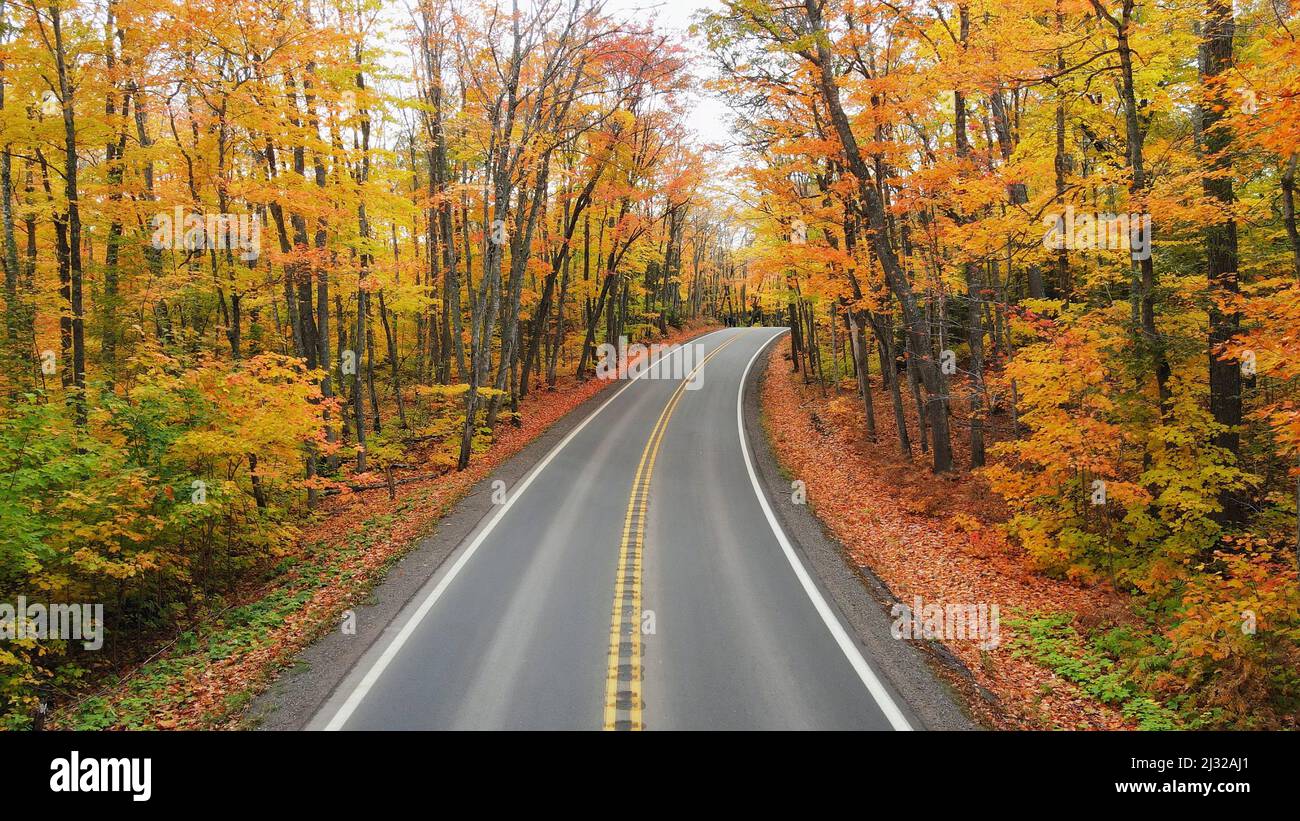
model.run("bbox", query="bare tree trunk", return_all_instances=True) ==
[1094,0,1170,410]
[99,4,127,388]
[0,0,29,373]
[846,306,877,440]
[1053,0,1070,299]
[952,29,986,468]
[1282,154,1300,279]
[880,321,912,456]
[353,58,373,471]
[546,243,571,387]
[1201,0,1244,523]
[378,290,407,428]
[50,4,86,425]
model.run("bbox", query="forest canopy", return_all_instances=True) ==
[0,0,1298,729]
[0,0,745,726]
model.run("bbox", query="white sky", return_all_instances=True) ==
[382,0,736,150]
[379,0,744,196]
[604,0,735,151]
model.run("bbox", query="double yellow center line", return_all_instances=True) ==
[602,334,740,731]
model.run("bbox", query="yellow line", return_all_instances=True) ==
[602,334,740,730]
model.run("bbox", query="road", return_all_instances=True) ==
[310,327,918,730]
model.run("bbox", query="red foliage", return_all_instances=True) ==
[761,337,1133,729]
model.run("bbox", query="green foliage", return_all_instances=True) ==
[1008,611,1183,730]
[58,505,408,729]
[0,353,323,727]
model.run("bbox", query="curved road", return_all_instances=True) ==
[310,327,918,730]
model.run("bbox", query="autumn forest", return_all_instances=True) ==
[1,0,1298,730]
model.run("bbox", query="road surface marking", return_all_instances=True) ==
[735,331,914,731]
[602,334,740,730]
[321,329,730,730]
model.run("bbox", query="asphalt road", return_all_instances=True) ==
[308,327,923,730]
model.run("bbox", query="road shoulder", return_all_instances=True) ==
[743,331,979,731]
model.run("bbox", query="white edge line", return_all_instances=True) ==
[322,328,732,730]
[735,329,914,731]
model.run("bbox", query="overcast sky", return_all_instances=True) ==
[604,0,734,150]
[381,1,741,175]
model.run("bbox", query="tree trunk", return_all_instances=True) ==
[51,4,86,425]
[847,307,877,440]
[1201,0,1244,523]
[803,0,951,471]
[1282,154,1300,279]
